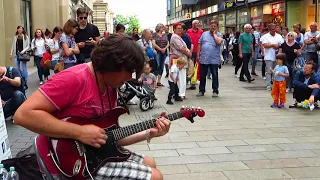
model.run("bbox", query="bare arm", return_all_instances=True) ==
[152,39,162,51]
[197,44,201,59]
[239,43,243,55]
[7,77,21,87]
[263,43,274,49]
[61,42,73,56]
[213,34,223,45]
[14,90,84,140]
[94,36,100,46]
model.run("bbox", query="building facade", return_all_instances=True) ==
[167,0,320,33]
[93,0,114,35]
[0,0,93,67]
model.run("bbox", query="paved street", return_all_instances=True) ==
[6,64,320,180]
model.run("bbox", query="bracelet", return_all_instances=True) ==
[146,130,151,143]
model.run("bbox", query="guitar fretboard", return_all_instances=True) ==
[111,112,182,140]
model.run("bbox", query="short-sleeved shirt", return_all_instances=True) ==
[239,33,253,53]
[169,65,179,82]
[198,31,223,65]
[304,31,319,52]
[187,28,203,52]
[152,33,168,51]
[0,67,21,101]
[170,34,188,60]
[274,65,289,81]
[296,33,304,46]
[261,33,284,61]
[280,42,301,65]
[181,34,192,50]
[253,31,261,44]
[36,64,118,175]
[141,73,156,94]
[60,33,77,63]
[48,39,60,61]
[74,23,100,57]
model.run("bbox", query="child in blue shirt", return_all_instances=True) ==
[270,53,289,108]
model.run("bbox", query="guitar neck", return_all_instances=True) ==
[111,111,182,140]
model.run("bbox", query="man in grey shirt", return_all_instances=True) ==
[304,22,319,65]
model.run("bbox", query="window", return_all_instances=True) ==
[20,0,32,38]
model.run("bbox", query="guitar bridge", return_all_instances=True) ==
[75,141,86,156]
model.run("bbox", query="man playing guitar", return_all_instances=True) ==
[14,35,170,180]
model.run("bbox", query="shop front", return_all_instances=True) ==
[225,11,236,34]
[218,13,225,33]
[250,6,263,31]
[248,1,285,32]
[237,8,249,32]
[287,0,315,31]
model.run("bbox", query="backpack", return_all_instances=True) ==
[7,67,27,94]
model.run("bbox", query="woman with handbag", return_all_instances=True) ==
[59,18,80,70]
[9,26,30,85]
[137,29,157,73]
[278,31,302,93]
[31,29,49,85]
[49,27,63,70]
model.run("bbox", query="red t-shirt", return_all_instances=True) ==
[36,64,117,175]
[186,28,204,53]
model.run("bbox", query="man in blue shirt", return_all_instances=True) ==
[196,20,223,97]
[290,61,320,107]
[0,66,26,119]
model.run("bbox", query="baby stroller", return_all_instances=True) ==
[118,79,155,111]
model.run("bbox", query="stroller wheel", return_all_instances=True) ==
[139,97,150,111]
[149,98,154,109]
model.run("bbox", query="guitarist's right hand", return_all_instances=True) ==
[78,125,107,148]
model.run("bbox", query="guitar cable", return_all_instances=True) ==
[84,153,95,180]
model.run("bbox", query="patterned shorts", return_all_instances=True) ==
[43,152,152,180]
[94,152,152,180]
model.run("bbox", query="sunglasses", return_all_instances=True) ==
[79,17,87,20]
[288,34,294,37]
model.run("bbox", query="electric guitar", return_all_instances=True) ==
[48,106,205,179]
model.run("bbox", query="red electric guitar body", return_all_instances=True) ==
[48,106,205,179]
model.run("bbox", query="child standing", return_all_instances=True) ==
[139,63,157,99]
[167,57,187,105]
[270,53,289,108]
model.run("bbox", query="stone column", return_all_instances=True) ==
[0,0,21,67]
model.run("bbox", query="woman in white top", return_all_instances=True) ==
[31,29,48,85]
[9,26,30,84]
[49,27,63,70]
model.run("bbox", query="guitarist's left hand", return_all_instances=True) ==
[150,117,171,138]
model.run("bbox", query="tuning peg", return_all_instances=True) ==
[182,105,185,108]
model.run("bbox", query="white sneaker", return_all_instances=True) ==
[286,88,291,93]
[263,76,266,80]
[234,74,240,78]
[39,81,44,85]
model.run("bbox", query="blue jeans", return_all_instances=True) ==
[252,46,260,72]
[35,56,50,81]
[155,52,166,76]
[199,64,219,94]
[3,90,26,119]
[14,56,28,83]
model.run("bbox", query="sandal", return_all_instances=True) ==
[157,83,164,87]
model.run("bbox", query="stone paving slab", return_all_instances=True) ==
[5,65,320,179]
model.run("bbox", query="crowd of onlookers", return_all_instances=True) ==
[2,6,320,124]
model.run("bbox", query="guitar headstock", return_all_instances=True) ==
[180,106,205,123]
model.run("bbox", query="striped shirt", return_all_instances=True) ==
[152,33,168,50]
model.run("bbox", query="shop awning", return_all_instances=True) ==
[182,0,198,5]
